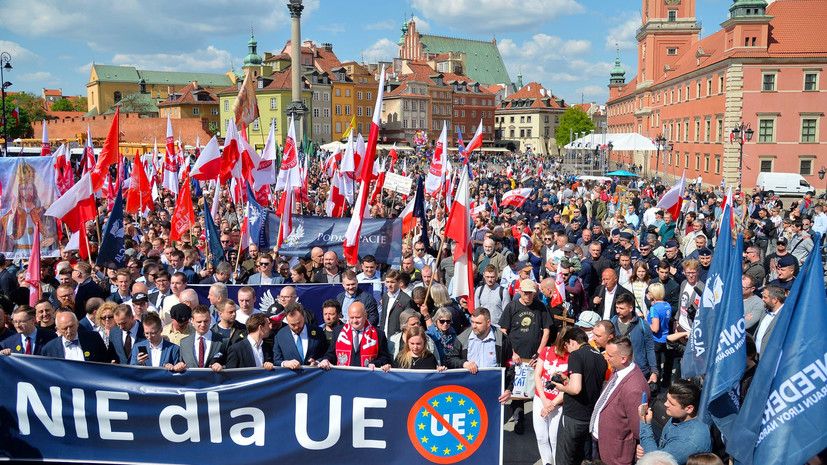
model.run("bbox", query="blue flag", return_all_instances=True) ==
[727,233,827,465]
[246,183,270,249]
[95,187,125,267]
[412,176,431,252]
[203,198,224,267]
[698,232,746,436]
[682,201,734,378]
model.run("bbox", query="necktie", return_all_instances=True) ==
[24,336,32,355]
[124,332,133,358]
[295,333,304,361]
[64,339,78,348]
[198,336,205,368]
[354,330,361,351]
[589,372,619,436]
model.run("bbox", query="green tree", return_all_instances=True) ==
[50,98,74,111]
[555,106,595,148]
[2,92,47,139]
[114,93,157,115]
[73,96,88,112]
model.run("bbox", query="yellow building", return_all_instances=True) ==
[86,64,234,116]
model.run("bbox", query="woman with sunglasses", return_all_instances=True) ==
[95,302,118,348]
[425,307,458,362]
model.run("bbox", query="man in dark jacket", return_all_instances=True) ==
[336,270,379,327]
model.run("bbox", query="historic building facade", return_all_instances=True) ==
[495,82,568,155]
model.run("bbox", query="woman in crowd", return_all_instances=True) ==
[425,307,457,362]
[532,329,572,465]
[392,326,443,371]
[646,282,671,386]
[630,261,651,316]
[95,302,118,348]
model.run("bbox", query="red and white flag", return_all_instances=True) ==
[125,150,153,214]
[340,130,357,176]
[400,197,416,236]
[255,118,278,189]
[192,136,222,181]
[25,223,41,307]
[65,230,91,261]
[275,116,302,191]
[501,187,533,208]
[163,116,179,194]
[343,65,385,265]
[221,119,242,184]
[369,158,386,206]
[90,108,120,191]
[53,144,73,195]
[354,133,366,181]
[719,186,735,232]
[276,186,295,250]
[45,172,96,232]
[425,121,448,196]
[551,261,566,308]
[463,120,484,155]
[324,146,342,177]
[325,170,347,218]
[444,168,475,312]
[40,120,51,156]
[656,173,685,219]
[169,168,195,242]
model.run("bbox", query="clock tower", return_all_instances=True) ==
[637,0,701,87]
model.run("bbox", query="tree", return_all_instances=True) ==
[1,92,47,139]
[73,96,88,112]
[555,106,595,148]
[114,93,157,116]
[51,98,75,111]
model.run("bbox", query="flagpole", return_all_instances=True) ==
[424,224,452,305]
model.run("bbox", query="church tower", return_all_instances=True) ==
[636,0,701,87]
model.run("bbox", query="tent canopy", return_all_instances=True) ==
[605,170,639,177]
[564,132,657,151]
[319,141,415,152]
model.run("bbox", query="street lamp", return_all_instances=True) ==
[0,52,12,157]
[819,166,826,197]
[730,123,754,190]
[654,135,670,179]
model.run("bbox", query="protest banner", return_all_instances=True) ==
[383,172,413,196]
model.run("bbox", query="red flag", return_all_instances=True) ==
[388,145,399,172]
[40,121,51,156]
[126,150,153,214]
[192,136,222,181]
[444,169,475,313]
[325,170,347,218]
[656,174,685,220]
[25,223,41,307]
[169,171,195,242]
[343,66,386,265]
[501,188,533,208]
[53,144,74,195]
[90,108,120,191]
[45,173,96,233]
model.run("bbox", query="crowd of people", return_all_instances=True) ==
[1,149,826,465]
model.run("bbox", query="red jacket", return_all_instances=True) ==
[596,365,650,465]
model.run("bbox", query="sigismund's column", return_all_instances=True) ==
[286,0,308,143]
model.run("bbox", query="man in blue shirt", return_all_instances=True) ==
[637,379,711,464]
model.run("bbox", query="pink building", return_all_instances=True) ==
[607,0,827,190]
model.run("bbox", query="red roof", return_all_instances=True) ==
[502,82,566,109]
[158,82,218,107]
[43,88,62,97]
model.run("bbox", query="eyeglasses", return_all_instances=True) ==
[220,240,230,244]
[99,315,114,320]
[415,248,424,252]
[437,319,452,324]
[258,262,271,266]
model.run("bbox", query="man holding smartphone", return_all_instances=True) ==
[129,313,185,372]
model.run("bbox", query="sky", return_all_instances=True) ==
[0,0,729,105]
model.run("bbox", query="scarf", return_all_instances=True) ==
[335,323,380,367]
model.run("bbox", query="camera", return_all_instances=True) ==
[546,373,566,390]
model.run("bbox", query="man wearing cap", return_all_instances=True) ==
[767,254,797,293]
[506,261,536,299]
[162,303,194,346]
[695,248,713,283]
[499,279,552,434]
[575,310,601,335]
[109,305,145,364]
[661,239,685,283]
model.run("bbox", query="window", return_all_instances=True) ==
[706,79,712,96]
[335,122,342,133]
[719,75,725,93]
[252,119,260,131]
[668,10,677,21]
[211,108,219,116]
[758,118,775,142]
[323,92,330,101]
[314,123,320,134]
[313,91,320,101]
[705,119,711,142]
[696,82,701,98]
[366,106,371,115]
[357,91,363,100]
[800,158,813,176]
[704,154,710,172]
[760,159,773,172]
[715,155,721,174]
[345,105,351,116]
[224,100,229,111]
[527,116,532,123]
[358,123,363,134]
[804,73,818,91]
[192,107,200,116]
[113,91,121,103]
[357,106,363,117]
[717,119,723,142]
[335,105,342,115]
[695,153,701,170]
[520,116,525,123]
[527,129,532,138]
[762,73,776,91]
[509,129,515,138]
[313,108,320,118]
[694,118,701,142]
[801,118,818,142]
[403,119,408,129]
[367,92,372,100]
[323,108,330,117]
[335,88,341,97]
[345,89,351,97]
[270,97,276,110]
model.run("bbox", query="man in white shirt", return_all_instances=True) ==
[756,285,785,355]
[413,240,436,271]
[41,311,110,362]
[235,286,260,325]
[226,313,275,369]
[812,203,827,236]
[356,255,383,301]
[179,306,226,371]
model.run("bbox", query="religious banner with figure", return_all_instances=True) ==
[0,157,60,259]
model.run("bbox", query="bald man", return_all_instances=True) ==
[312,251,342,283]
[320,302,391,369]
[592,268,635,320]
[41,311,109,362]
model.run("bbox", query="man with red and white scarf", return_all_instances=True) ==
[319,301,391,369]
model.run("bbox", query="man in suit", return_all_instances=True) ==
[225,313,275,370]
[180,306,226,371]
[166,249,196,283]
[336,270,379,326]
[0,306,57,355]
[592,268,635,320]
[380,270,414,336]
[246,255,284,285]
[147,270,172,310]
[312,251,342,283]
[199,261,233,285]
[211,299,247,346]
[109,304,145,364]
[71,262,107,320]
[78,297,104,333]
[274,304,328,369]
[41,311,110,363]
[590,337,650,465]
[319,301,391,369]
[756,285,786,355]
[129,313,185,371]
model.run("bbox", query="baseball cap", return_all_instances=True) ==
[777,254,797,268]
[619,231,634,241]
[563,243,576,253]
[519,279,537,292]
[776,237,788,246]
[665,239,679,249]
[575,311,600,328]
[132,292,148,303]
[170,303,192,322]
[698,248,712,257]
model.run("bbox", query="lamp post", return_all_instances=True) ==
[0,52,12,157]
[730,123,754,190]
[654,134,669,179]
[819,166,826,197]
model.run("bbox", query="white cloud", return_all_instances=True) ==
[361,38,397,63]
[366,19,396,31]
[577,85,607,98]
[606,14,640,50]
[75,62,93,75]
[498,34,591,63]
[111,46,236,72]
[412,0,584,32]
[19,71,55,82]
[412,16,431,33]
[322,23,346,34]
[0,40,38,62]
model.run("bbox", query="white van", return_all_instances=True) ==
[756,172,816,197]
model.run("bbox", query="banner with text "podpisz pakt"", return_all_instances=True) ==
[0,356,503,465]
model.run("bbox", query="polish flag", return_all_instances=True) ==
[45,172,96,232]
[340,131,357,177]
[240,217,252,250]
[192,136,222,181]
[125,150,153,214]
[400,197,416,236]
[369,158,386,206]
[296,154,309,203]
[53,144,73,195]
[275,116,302,191]
[90,108,120,191]
[220,119,242,184]
[656,173,685,219]
[276,185,295,250]
[325,170,347,218]
[65,230,91,261]
[25,223,41,307]
[463,120,484,155]
[211,178,222,220]
[169,168,195,242]
[501,188,533,208]
[343,65,386,265]
[719,186,735,232]
[323,146,342,177]
[425,121,448,196]
[354,133,366,181]
[254,119,278,189]
[444,168,475,312]
[40,120,51,156]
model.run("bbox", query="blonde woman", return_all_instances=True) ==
[95,302,118,348]
[393,326,444,371]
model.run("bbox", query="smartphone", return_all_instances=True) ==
[138,346,148,355]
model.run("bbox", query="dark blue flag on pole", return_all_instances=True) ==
[412,176,431,252]
[698,232,746,436]
[682,200,734,379]
[95,187,125,267]
[727,233,827,465]
[203,197,223,267]
[246,182,270,249]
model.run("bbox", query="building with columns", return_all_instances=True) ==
[607,0,827,189]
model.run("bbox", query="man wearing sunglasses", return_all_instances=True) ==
[246,255,284,285]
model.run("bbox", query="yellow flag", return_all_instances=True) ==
[341,115,357,139]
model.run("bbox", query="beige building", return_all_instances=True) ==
[495,82,567,155]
